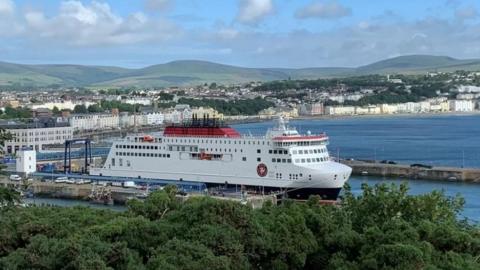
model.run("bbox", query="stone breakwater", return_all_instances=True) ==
[341,160,480,182]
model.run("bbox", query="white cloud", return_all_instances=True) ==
[145,0,172,12]
[236,0,274,25]
[454,5,478,20]
[295,1,351,19]
[0,0,14,15]
[20,1,178,46]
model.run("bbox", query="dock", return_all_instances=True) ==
[341,160,480,182]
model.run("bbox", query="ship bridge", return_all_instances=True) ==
[267,116,329,147]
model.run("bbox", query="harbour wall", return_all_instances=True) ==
[341,160,480,182]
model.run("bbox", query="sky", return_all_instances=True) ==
[1,0,480,68]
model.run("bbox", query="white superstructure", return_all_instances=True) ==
[90,116,352,199]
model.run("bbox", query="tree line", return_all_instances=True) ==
[177,97,274,115]
[0,183,478,269]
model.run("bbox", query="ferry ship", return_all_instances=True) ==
[90,116,352,200]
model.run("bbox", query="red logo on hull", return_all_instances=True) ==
[257,163,268,177]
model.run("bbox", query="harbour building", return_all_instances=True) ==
[0,118,73,154]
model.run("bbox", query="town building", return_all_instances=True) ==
[449,100,475,112]
[69,113,120,132]
[299,103,324,116]
[0,118,73,154]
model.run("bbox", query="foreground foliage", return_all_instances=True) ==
[0,183,478,269]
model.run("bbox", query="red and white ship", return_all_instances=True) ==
[90,116,352,200]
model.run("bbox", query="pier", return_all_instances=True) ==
[341,160,480,182]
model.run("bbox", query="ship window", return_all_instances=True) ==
[299,150,303,154]
[155,146,158,150]
[307,158,311,163]
[242,157,247,161]
[167,154,170,158]
[269,150,272,154]
[127,160,130,167]
[257,149,261,154]
[276,158,281,163]
[119,158,123,166]
[273,150,277,154]
[257,157,261,162]
[314,149,317,153]
[309,150,313,154]
[282,159,286,163]
[287,159,291,163]
[142,153,146,157]
[284,150,288,154]
[111,158,115,166]
[292,150,297,154]
[272,158,276,162]
[295,159,300,163]
[301,159,305,163]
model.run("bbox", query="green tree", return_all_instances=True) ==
[88,104,103,113]
[73,104,88,114]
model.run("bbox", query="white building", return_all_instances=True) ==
[456,85,480,93]
[144,112,164,125]
[1,119,73,154]
[16,150,36,175]
[69,114,119,132]
[299,103,324,116]
[123,98,152,106]
[449,100,475,112]
[30,101,96,111]
[380,104,398,114]
[324,106,355,115]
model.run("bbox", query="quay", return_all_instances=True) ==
[0,176,278,208]
[341,160,480,182]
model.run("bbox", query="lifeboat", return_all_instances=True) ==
[143,135,154,142]
[200,152,212,160]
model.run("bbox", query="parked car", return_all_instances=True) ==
[410,163,433,169]
[9,174,22,181]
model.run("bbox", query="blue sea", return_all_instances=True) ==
[234,114,480,168]
[234,114,480,222]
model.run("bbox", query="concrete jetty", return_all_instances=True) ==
[341,160,480,182]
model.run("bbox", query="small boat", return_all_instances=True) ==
[447,176,458,182]
[361,171,369,176]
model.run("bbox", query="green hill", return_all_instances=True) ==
[1,55,480,87]
[356,55,480,74]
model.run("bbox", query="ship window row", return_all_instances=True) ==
[288,173,305,180]
[292,148,327,155]
[272,158,292,163]
[116,152,170,158]
[268,149,289,155]
[164,138,270,146]
[294,157,328,163]
[116,144,159,150]
[168,145,198,152]
[275,141,325,147]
